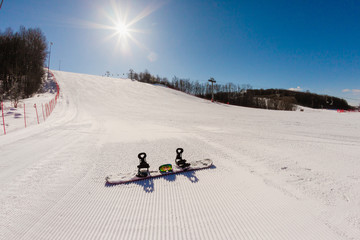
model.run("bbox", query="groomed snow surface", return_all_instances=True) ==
[1,71,360,240]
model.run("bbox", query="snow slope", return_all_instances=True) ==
[1,70,360,240]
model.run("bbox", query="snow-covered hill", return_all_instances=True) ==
[1,70,360,239]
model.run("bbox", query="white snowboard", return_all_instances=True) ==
[105,159,213,185]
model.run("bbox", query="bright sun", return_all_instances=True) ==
[115,22,129,38]
[83,0,164,54]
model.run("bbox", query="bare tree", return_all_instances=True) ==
[0,26,47,99]
[128,69,134,80]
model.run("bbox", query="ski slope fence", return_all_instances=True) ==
[1,71,60,135]
[337,109,360,113]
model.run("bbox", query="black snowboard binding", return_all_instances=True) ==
[175,148,190,168]
[137,152,150,177]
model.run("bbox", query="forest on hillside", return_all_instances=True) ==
[124,69,352,111]
[0,26,48,105]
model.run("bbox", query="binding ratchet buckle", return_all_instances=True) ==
[137,152,150,177]
[175,148,190,168]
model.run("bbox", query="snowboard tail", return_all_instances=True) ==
[106,159,213,185]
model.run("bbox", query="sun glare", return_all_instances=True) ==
[79,0,165,56]
[115,22,129,38]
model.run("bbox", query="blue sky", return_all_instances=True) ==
[1,0,359,105]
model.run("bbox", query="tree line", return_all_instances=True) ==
[215,89,351,110]
[0,26,48,105]
[247,89,350,110]
[127,69,352,110]
[126,69,253,97]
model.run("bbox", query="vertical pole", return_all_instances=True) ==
[208,78,216,102]
[1,101,6,135]
[45,103,49,117]
[24,103,26,128]
[47,42,53,79]
[34,104,39,124]
[42,103,45,121]
[211,81,214,101]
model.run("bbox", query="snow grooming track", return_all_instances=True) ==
[1,70,359,239]
[19,142,343,240]
[20,146,341,240]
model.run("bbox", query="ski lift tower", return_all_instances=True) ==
[208,77,216,102]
